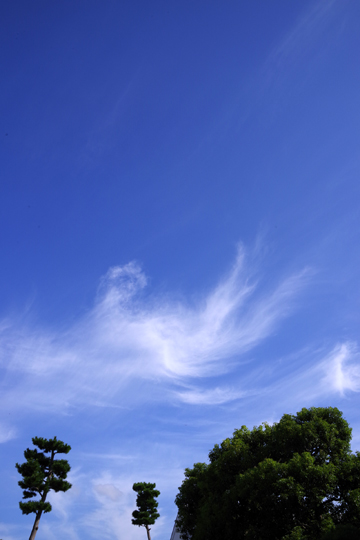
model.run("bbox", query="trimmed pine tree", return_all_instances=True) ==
[132,482,160,540]
[16,436,72,540]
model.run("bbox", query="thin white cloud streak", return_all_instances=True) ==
[175,386,246,405]
[321,342,360,395]
[259,342,360,411]
[225,0,343,131]
[298,341,360,400]
[222,0,341,128]
[0,246,310,411]
[0,424,17,443]
[94,484,123,501]
[80,452,135,461]
[267,0,338,72]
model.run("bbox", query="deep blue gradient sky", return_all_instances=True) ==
[1,1,360,539]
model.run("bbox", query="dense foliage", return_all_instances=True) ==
[175,407,360,540]
[16,436,71,540]
[132,481,160,540]
[320,523,360,539]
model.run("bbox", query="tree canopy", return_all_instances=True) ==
[16,436,71,540]
[132,482,160,540]
[175,407,360,540]
[320,523,360,540]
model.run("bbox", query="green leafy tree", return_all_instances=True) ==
[320,523,360,539]
[16,436,71,540]
[175,407,360,540]
[132,482,160,540]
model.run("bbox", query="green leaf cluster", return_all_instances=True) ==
[320,523,360,539]
[175,407,360,540]
[16,436,71,516]
[132,482,160,527]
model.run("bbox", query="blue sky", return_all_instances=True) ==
[1,1,360,539]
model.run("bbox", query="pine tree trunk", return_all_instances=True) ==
[28,451,54,540]
[29,509,43,540]
[145,525,151,540]
[29,481,50,540]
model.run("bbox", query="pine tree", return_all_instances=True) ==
[16,436,72,540]
[132,482,160,540]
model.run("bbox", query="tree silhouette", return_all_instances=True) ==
[16,436,71,540]
[176,407,360,540]
[132,482,160,540]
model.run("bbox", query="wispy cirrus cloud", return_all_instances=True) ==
[174,386,246,406]
[259,342,360,413]
[245,0,344,125]
[0,423,17,443]
[94,484,123,501]
[0,245,310,413]
[321,342,360,395]
[267,0,338,72]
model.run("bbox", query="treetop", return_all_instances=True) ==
[31,436,71,454]
[176,406,360,540]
